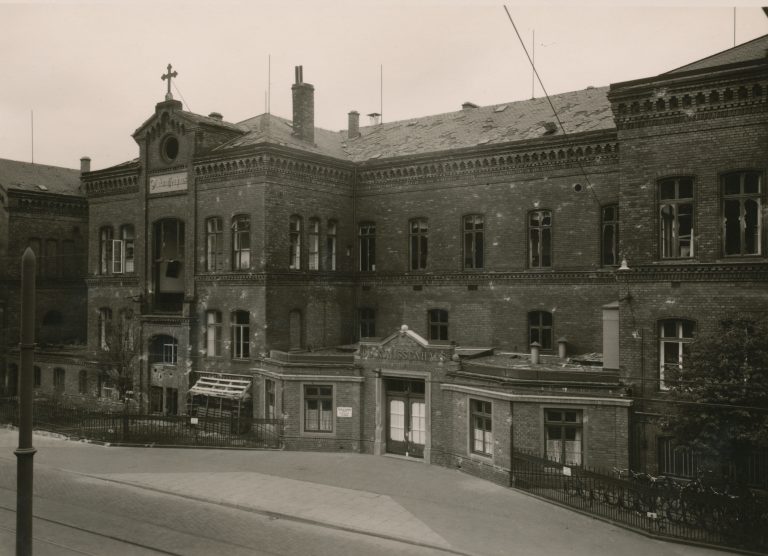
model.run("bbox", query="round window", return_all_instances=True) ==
[162,136,179,161]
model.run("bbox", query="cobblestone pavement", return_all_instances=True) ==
[0,428,733,555]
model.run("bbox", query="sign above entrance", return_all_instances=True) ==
[358,324,454,362]
[149,171,187,194]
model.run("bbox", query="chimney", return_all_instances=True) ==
[348,111,360,138]
[80,157,91,173]
[208,112,223,121]
[291,65,315,143]
[367,112,381,125]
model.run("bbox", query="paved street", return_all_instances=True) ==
[0,428,732,555]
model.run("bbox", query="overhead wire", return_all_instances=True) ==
[502,5,604,209]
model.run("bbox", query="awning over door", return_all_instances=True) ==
[189,376,251,400]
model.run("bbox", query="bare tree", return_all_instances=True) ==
[95,309,139,410]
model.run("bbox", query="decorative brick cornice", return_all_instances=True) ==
[194,153,353,189]
[618,263,768,282]
[85,276,140,287]
[84,169,139,198]
[195,272,356,285]
[9,192,87,217]
[356,140,619,189]
[611,78,768,131]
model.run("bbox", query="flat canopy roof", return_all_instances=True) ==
[189,376,251,400]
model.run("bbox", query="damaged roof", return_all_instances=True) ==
[0,158,82,196]
[215,86,613,163]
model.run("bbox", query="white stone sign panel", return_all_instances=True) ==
[149,171,187,194]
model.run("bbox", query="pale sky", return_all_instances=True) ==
[1,1,768,171]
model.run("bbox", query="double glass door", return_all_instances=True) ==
[385,379,426,458]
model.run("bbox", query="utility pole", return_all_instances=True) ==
[16,247,36,556]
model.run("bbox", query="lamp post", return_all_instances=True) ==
[16,247,37,556]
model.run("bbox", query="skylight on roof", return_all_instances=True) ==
[494,105,508,113]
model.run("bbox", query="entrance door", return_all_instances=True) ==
[385,379,425,458]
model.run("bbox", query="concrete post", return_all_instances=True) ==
[530,342,541,365]
[16,247,37,556]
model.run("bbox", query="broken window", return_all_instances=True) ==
[99,226,113,274]
[359,222,376,271]
[308,218,320,270]
[723,171,761,256]
[529,210,552,268]
[232,215,251,270]
[409,218,428,270]
[289,215,302,270]
[659,177,694,258]
[601,205,619,266]
[463,215,484,269]
[326,220,337,271]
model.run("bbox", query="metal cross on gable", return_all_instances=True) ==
[161,64,178,101]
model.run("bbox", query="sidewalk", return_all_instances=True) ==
[0,428,730,556]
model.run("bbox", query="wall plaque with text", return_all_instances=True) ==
[149,171,187,194]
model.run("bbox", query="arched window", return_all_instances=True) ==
[149,335,178,365]
[121,225,135,273]
[659,319,695,390]
[529,210,552,268]
[78,370,88,395]
[325,220,337,271]
[98,308,112,350]
[289,215,302,270]
[53,368,66,392]
[45,239,58,278]
[722,171,761,256]
[528,311,553,350]
[409,218,428,270]
[99,226,113,274]
[308,218,320,270]
[206,217,224,271]
[206,310,222,357]
[231,311,250,359]
[232,215,251,270]
[659,177,694,258]
[358,222,376,271]
[463,215,484,269]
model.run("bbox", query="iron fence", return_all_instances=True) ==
[0,397,283,449]
[511,450,768,552]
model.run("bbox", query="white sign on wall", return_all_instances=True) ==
[149,171,187,194]
[336,407,353,418]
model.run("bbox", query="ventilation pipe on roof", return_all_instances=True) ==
[292,65,315,143]
[80,157,91,173]
[462,101,479,110]
[367,112,381,125]
[208,112,223,121]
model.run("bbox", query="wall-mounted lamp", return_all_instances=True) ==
[618,257,630,271]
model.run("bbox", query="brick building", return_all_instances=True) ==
[75,35,768,481]
[0,158,93,400]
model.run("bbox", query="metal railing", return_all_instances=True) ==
[0,397,283,449]
[511,450,768,552]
